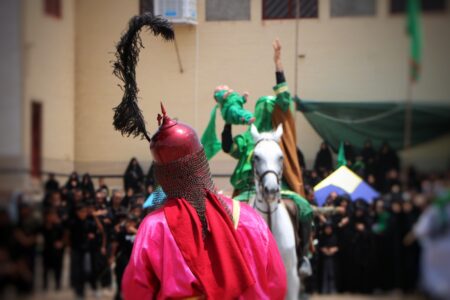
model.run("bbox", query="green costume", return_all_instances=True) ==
[215,90,254,125]
[202,90,254,160]
[202,82,312,223]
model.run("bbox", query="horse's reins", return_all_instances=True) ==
[252,138,283,231]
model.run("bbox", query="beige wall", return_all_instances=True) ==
[74,0,450,191]
[0,0,23,193]
[1,0,447,194]
[1,0,75,193]
[23,0,75,176]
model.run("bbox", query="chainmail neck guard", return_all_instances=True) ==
[154,148,224,237]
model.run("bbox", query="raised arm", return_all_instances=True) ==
[273,39,283,74]
[221,124,233,153]
[274,39,286,84]
[272,39,291,111]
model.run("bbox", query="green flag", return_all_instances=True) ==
[201,104,222,160]
[337,141,347,168]
[407,0,422,82]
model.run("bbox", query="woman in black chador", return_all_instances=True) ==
[123,157,144,193]
[314,142,333,176]
[349,199,374,294]
[65,171,80,191]
[318,221,339,294]
[361,140,376,177]
[81,173,95,196]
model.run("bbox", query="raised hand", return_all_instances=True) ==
[273,39,283,71]
[273,39,282,60]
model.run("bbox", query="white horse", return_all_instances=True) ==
[249,124,300,300]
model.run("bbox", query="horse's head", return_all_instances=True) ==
[251,124,284,203]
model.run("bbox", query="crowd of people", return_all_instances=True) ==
[301,141,449,297]
[0,158,155,300]
[0,142,448,299]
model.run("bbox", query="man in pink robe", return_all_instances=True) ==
[122,196,286,299]
[112,14,287,299]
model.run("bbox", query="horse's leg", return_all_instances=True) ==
[283,248,300,300]
[272,204,300,300]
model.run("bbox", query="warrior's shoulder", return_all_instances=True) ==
[137,208,169,237]
[222,196,270,243]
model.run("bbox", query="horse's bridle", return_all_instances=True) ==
[253,138,283,185]
[252,138,283,231]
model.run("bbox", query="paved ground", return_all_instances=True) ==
[3,288,425,300]
[1,255,425,300]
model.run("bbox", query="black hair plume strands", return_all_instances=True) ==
[112,13,175,142]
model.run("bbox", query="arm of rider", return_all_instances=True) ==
[312,206,346,216]
[221,124,233,153]
[273,39,283,74]
[274,39,285,84]
[272,39,291,111]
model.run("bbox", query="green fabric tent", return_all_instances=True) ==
[296,99,450,152]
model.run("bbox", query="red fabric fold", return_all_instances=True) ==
[164,191,255,299]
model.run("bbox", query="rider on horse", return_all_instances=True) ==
[202,39,313,258]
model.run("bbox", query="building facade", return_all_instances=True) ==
[1,0,449,194]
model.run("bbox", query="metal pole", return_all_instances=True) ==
[294,0,300,99]
[403,81,414,150]
[173,36,184,74]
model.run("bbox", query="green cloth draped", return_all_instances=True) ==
[296,100,450,152]
[201,104,222,160]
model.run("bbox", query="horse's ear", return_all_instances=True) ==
[273,124,283,142]
[250,124,260,142]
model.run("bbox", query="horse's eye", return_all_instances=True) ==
[279,156,284,161]
[254,155,260,162]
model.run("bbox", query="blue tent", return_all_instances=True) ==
[314,166,379,206]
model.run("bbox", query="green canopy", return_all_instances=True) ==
[296,100,450,152]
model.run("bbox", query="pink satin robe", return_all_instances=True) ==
[122,198,286,299]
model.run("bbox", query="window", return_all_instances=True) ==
[391,0,447,14]
[44,0,62,19]
[330,0,376,17]
[140,0,154,14]
[262,0,318,20]
[300,0,319,18]
[206,0,250,21]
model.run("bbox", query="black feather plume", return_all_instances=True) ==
[113,13,174,141]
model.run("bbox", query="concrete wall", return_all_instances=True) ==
[74,0,450,189]
[0,0,23,160]
[0,0,24,193]
[23,0,75,176]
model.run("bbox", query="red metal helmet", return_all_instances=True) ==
[150,103,203,164]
